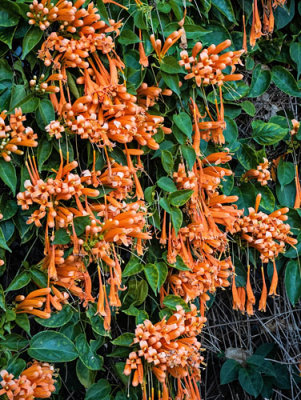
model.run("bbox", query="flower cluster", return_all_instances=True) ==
[243,158,271,186]
[0,361,55,399]
[232,194,297,315]
[159,152,243,311]
[249,0,287,47]
[0,108,38,162]
[179,40,244,87]
[124,305,206,400]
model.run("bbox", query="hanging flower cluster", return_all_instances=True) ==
[179,40,244,87]
[243,158,271,186]
[124,305,206,400]
[249,0,287,48]
[159,152,243,313]
[0,361,56,399]
[0,108,38,162]
[232,194,297,315]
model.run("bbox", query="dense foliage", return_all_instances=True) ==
[0,0,300,399]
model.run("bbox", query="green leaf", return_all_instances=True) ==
[35,305,73,328]
[144,263,159,294]
[285,260,301,306]
[37,137,53,170]
[76,359,96,389]
[223,81,249,101]
[36,99,55,129]
[74,216,91,236]
[0,334,28,351]
[277,159,295,187]
[122,258,144,277]
[30,269,47,288]
[248,65,271,97]
[0,284,5,311]
[161,150,174,173]
[157,177,177,193]
[144,185,156,204]
[211,0,236,23]
[85,379,111,400]
[276,182,296,208]
[111,333,135,347]
[252,120,288,145]
[173,255,190,271]
[246,355,276,377]
[170,207,183,235]
[160,56,183,74]
[163,294,190,311]
[161,72,180,96]
[169,190,194,207]
[0,159,17,195]
[220,359,240,384]
[224,117,238,144]
[6,358,26,377]
[119,29,140,45]
[15,313,30,334]
[28,331,78,362]
[274,0,295,29]
[238,368,263,397]
[255,343,274,357]
[21,26,43,59]
[0,3,20,27]
[181,145,196,170]
[66,71,80,98]
[156,262,168,289]
[290,42,301,80]
[271,66,301,97]
[86,304,111,337]
[53,228,70,245]
[173,112,192,139]
[0,226,11,252]
[254,184,275,213]
[6,271,31,292]
[96,0,109,24]
[76,334,103,371]
[0,26,17,49]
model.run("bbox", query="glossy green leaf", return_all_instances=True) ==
[0,334,28,351]
[170,207,183,235]
[21,26,43,59]
[285,260,301,306]
[160,56,183,74]
[119,30,140,45]
[111,333,135,347]
[163,295,190,311]
[272,66,301,97]
[76,359,96,389]
[238,368,263,397]
[156,262,168,289]
[0,159,17,195]
[181,145,196,170]
[85,379,111,400]
[122,258,144,277]
[144,263,159,294]
[6,271,30,292]
[248,65,271,97]
[211,0,236,23]
[173,112,192,139]
[277,159,295,187]
[252,120,288,145]
[220,359,240,384]
[36,99,55,128]
[161,150,174,173]
[0,284,5,311]
[37,137,53,170]
[161,72,180,96]
[76,334,103,371]
[157,177,177,193]
[290,42,301,80]
[169,190,194,207]
[28,331,78,362]
[35,305,73,328]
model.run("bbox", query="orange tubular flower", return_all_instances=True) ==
[139,29,149,67]
[294,165,301,209]
[0,361,56,400]
[179,40,244,87]
[243,158,271,186]
[258,266,267,311]
[250,0,262,47]
[124,305,205,400]
[150,29,184,61]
